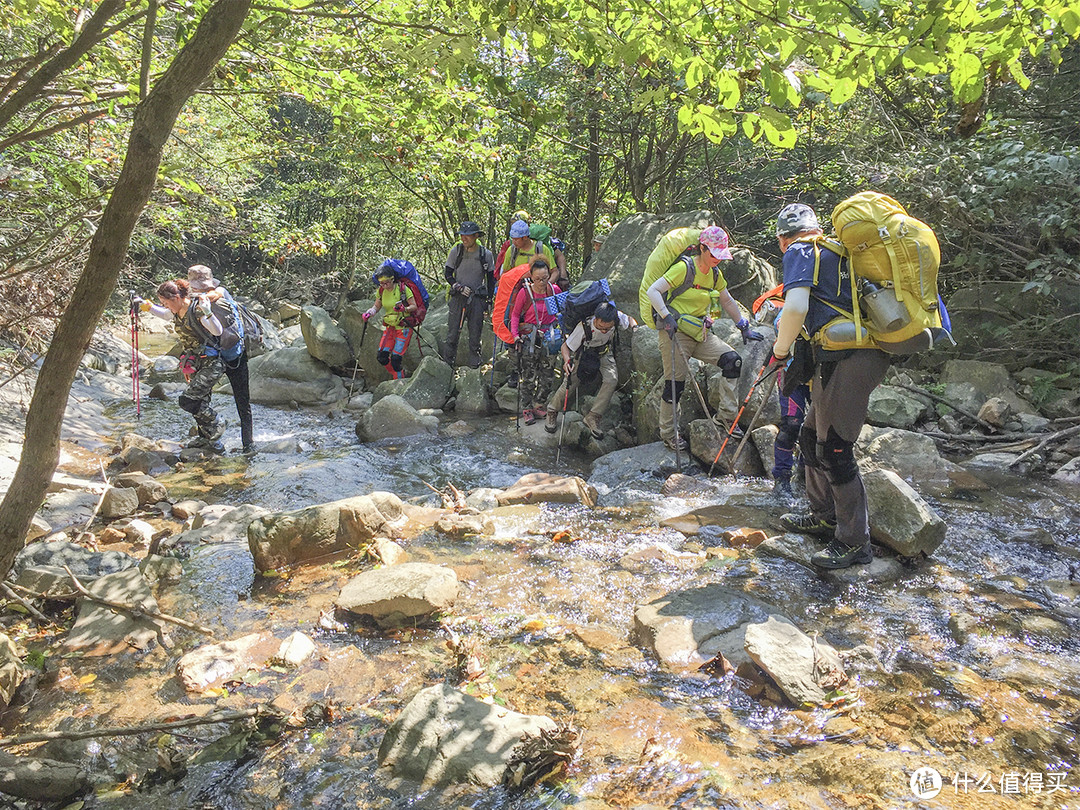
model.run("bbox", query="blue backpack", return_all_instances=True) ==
[372,259,430,326]
[545,278,612,336]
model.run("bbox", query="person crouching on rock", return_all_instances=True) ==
[510,256,562,425]
[363,266,417,380]
[133,279,229,453]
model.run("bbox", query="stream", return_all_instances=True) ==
[9,394,1080,809]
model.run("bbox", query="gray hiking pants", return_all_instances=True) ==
[547,351,618,417]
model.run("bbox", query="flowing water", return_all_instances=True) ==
[9,396,1080,809]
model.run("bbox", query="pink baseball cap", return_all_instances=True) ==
[699,226,734,260]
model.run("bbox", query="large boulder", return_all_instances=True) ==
[339,299,424,386]
[589,442,674,490]
[632,584,776,671]
[744,615,847,707]
[496,473,598,507]
[247,492,403,572]
[941,360,1014,403]
[689,418,766,477]
[857,426,960,482]
[866,385,931,430]
[637,376,704,444]
[581,210,777,316]
[378,683,557,787]
[13,541,139,599]
[300,305,353,368]
[355,394,440,442]
[63,568,160,655]
[245,347,346,406]
[454,367,494,414]
[374,355,453,410]
[864,469,947,557]
[336,562,459,627]
[99,486,139,519]
[0,752,88,803]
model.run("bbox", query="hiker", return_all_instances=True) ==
[645,226,763,451]
[499,218,558,282]
[363,265,418,380]
[443,221,494,369]
[770,202,890,570]
[134,279,230,453]
[545,301,635,439]
[510,256,562,425]
[753,285,810,497]
[582,233,606,272]
[187,264,254,453]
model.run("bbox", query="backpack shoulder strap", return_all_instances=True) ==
[664,255,698,309]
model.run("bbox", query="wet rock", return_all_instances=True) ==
[744,615,846,707]
[942,359,1014,402]
[0,633,26,708]
[660,503,775,537]
[977,396,1012,428]
[356,394,439,441]
[619,544,704,568]
[660,473,715,497]
[259,437,303,454]
[494,383,518,413]
[345,391,373,414]
[1052,457,1080,485]
[248,492,402,572]
[148,382,175,401]
[867,385,930,429]
[724,527,768,549]
[755,533,816,567]
[148,354,181,382]
[964,451,1029,474]
[689,418,765,476]
[497,473,598,507]
[169,503,269,548]
[863,469,946,557]
[589,442,676,490]
[100,485,139,519]
[857,425,960,481]
[466,487,502,511]
[139,554,183,585]
[378,683,557,787]
[14,540,138,582]
[750,425,778,477]
[171,499,206,520]
[274,631,317,668]
[948,612,986,645]
[115,471,168,505]
[63,568,160,655]
[1019,615,1070,642]
[434,512,494,538]
[632,584,775,671]
[336,562,459,627]
[300,305,352,367]
[373,538,408,565]
[176,632,280,691]
[246,347,347,406]
[375,356,453,411]
[444,419,476,437]
[637,376,704,444]
[454,367,494,415]
[0,751,89,803]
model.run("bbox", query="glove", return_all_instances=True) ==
[362,307,376,322]
[195,295,212,318]
[132,297,151,313]
[703,316,714,330]
[394,301,408,313]
[657,313,678,337]
[768,345,792,368]
[737,317,764,344]
[461,285,473,298]
[451,283,464,295]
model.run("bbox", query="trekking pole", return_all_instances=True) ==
[556,364,571,466]
[672,339,727,449]
[707,362,777,476]
[669,338,681,472]
[490,339,499,386]
[128,291,141,419]
[515,343,522,431]
[359,319,368,348]
[729,370,779,478]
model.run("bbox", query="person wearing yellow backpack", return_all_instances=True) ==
[768,203,889,570]
[645,226,762,451]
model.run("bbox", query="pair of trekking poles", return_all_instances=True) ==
[128,291,141,419]
[666,336,779,475]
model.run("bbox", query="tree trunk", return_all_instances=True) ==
[0,0,251,579]
[583,99,601,263]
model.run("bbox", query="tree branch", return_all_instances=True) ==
[63,566,215,636]
[0,708,267,747]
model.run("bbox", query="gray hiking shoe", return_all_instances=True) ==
[811,540,873,569]
[664,434,688,452]
[544,411,558,433]
[583,412,604,439]
[779,511,837,537]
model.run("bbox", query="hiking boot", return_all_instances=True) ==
[207,440,226,455]
[507,372,519,389]
[544,411,558,433]
[779,511,837,537]
[664,434,688,452]
[184,435,210,449]
[523,408,536,426]
[240,443,257,455]
[714,416,743,438]
[811,539,873,569]
[583,412,605,439]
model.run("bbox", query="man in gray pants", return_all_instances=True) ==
[768,203,890,570]
[443,221,494,369]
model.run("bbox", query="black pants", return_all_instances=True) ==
[444,293,486,368]
[223,351,253,447]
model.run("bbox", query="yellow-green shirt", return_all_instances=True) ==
[661,257,727,318]
[378,284,414,329]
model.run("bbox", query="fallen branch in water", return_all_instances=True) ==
[1009,424,1080,468]
[893,383,996,430]
[62,565,215,636]
[0,582,52,626]
[0,708,265,748]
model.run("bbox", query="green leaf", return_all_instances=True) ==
[716,73,741,108]
[901,45,940,71]
[951,52,984,102]
[1008,60,1030,89]
[1061,9,1080,35]
[830,76,857,105]
[685,56,707,90]
[760,108,797,147]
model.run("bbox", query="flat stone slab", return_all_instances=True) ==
[336,562,459,628]
[660,504,775,536]
[378,683,557,787]
[744,615,847,707]
[63,568,160,655]
[496,473,598,507]
[176,632,280,692]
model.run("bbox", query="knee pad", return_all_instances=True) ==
[820,426,858,485]
[718,351,742,379]
[777,415,802,446]
[799,424,822,470]
[376,349,391,367]
[390,354,404,372]
[661,380,686,404]
[177,394,200,415]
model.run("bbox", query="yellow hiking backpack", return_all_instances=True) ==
[638,227,702,328]
[813,192,951,354]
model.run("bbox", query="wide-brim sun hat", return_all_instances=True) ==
[698,226,734,261]
[187,264,219,292]
[459,221,482,236]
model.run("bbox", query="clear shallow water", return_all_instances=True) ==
[14,397,1080,809]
